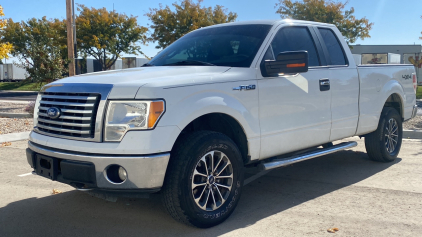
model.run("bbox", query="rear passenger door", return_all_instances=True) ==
[314,27,360,141]
[257,26,332,159]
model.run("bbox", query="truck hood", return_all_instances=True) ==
[57,66,231,85]
[49,66,233,99]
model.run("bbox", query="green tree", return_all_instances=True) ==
[0,5,12,60]
[76,4,148,70]
[146,0,238,49]
[275,0,373,44]
[1,17,69,86]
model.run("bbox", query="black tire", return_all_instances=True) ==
[162,131,244,228]
[365,107,403,162]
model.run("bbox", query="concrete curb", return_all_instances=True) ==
[403,130,422,139]
[0,131,30,143]
[0,90,38,93]
[0,100,31,104]
[0,113,32,118]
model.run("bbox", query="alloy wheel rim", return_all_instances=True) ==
[384,118,399,154]
[191,151,233,211]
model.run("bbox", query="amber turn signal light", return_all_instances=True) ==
[148,101,165,128]
[286,63,306,68]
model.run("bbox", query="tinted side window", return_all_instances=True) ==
[318,28,347,65]
[270,27,320,67]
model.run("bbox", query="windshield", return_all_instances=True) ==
[148,24,272,67]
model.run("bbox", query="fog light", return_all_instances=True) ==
[105,165,127,184]
[118,167,127,181]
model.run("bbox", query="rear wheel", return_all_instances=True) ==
[365,107,403,162]
[162,131,244,228]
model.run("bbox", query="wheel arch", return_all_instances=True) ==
[171,113,250,165]
[380,80,405,120]
[383,93,404,120]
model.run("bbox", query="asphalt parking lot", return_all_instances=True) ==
[1,137,421,236]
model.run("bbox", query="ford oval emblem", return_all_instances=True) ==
[47,107,61,119]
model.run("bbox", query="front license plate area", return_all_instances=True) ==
[35,155,58,180]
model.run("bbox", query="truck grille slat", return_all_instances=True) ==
[37,118,92,127]
[37,124,91,134]
[41,95,98,101]
[37,112,92,121]
[40,101,95,107]
[38,107,93,114]
[36,92,100,139]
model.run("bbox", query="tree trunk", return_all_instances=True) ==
[103,48,106,71]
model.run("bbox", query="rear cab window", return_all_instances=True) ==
[317,28,348,66]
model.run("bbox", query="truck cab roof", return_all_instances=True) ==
[200,19,336,29]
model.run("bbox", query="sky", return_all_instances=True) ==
[2,0,422,62]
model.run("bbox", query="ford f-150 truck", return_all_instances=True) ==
[26,19,418,228]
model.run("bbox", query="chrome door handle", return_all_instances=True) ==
[320,80,330,86]
[319,79,330,91]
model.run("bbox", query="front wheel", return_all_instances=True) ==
[162,131,244,228]
[365,107,403,162]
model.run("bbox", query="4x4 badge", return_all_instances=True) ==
[233,85,256,91]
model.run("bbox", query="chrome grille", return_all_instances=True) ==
[36,92,100,140]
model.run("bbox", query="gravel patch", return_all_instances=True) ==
[403,115,422,130]
[0,102,29,114]
[0,118,33,135]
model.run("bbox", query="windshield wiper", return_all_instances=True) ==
[162,60,216,66]
[141,63,155,67]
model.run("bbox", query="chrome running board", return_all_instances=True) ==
[259,141,358,171]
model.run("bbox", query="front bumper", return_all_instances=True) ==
[27,141,170,191]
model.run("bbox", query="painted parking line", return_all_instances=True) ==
[17,172,33,177]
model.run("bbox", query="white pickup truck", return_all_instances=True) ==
[26,19,418,228]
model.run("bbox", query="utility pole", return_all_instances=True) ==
[72,0,77,59]
[66,0,75,76]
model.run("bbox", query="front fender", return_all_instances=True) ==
[154,82,261,160]
[161,90,260,139]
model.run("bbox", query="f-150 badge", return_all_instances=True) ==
[233,85,256,91]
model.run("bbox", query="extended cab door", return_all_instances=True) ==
[257,26,332,159]
[313,27,359,141]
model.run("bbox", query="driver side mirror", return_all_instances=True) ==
[261,51,309,77]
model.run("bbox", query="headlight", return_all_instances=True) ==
[104,100,165,141]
